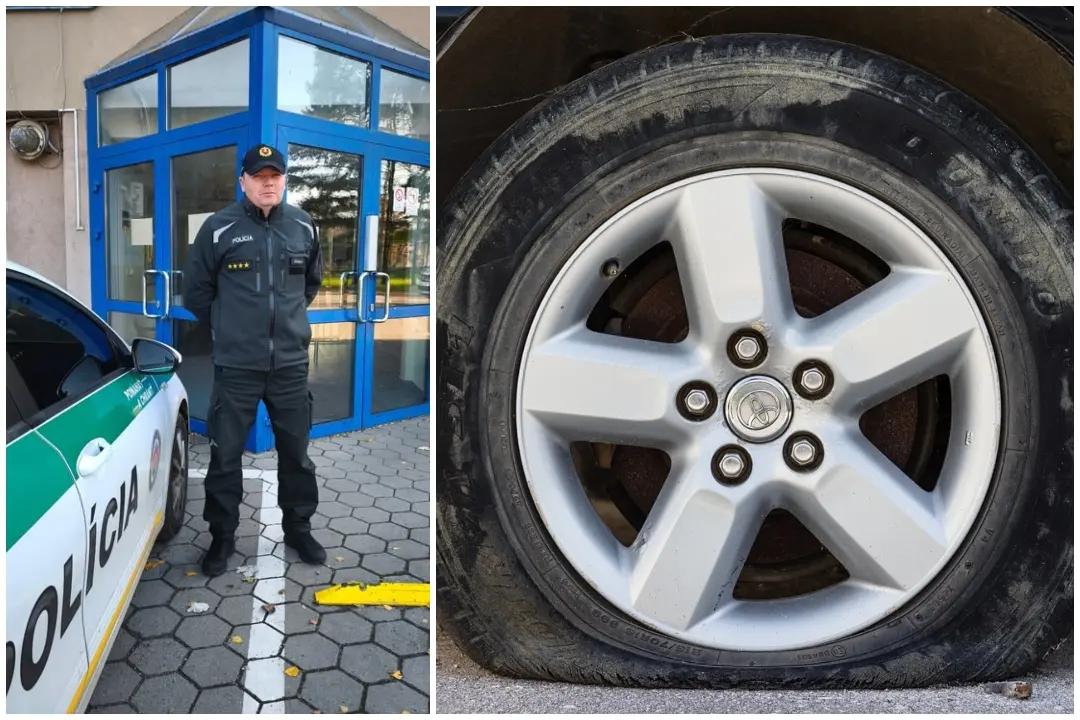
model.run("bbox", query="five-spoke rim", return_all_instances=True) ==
[515,169,1001,651]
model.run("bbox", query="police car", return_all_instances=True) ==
[7,261,190,713]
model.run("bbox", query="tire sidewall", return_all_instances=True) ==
[438,34,1072,679]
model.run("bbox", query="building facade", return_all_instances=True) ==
[6,6,431,450]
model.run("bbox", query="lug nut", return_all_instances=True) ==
[601,259,620,278]
[790,439,817,466]
[684,389,710,415]
[712,445,752,485]
[793,361,833,399]
[718,451,745,478]
[784,433,823,472]
[799,368,825,394]
[728,329,767,368]
[735,336,762,362]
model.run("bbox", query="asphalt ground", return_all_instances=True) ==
[435,626,1073,714]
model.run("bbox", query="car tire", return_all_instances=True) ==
[436,34,1072,688]
[157,415,189,542]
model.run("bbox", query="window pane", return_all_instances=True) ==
[172,320,213,422]
[172,145,238,308]
[308,323,356,424]
[278,36,370,128]
[108,312,155,347]
[371,317,428,415]
[169,39,249,130]
[377,160,429,306]
[98,74,159,146]
[8,281,120,411]
[378,70,429,141]
[286,144,361,310]
[106,162,155,303]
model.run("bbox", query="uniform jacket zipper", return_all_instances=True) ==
[266,219,276,370]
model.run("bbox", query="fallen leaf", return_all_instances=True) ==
[339,705,349,713]
[186,601,210,614]
[309,618,319,626]
[243,576,256,584]
[334,556,345,563]
[390,670,403,680]
[144,559,164,571]
[984,681,1032,700]
[185,571,198,577]
[231,635,244,644]
[262,603,277,614]
[279,589,287,595]
[284,666,300,678]
[382,605,393,611]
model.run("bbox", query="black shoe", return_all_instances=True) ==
[201,536,236,577]
[284,532,327,565]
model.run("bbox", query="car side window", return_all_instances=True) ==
[7,279,122,416]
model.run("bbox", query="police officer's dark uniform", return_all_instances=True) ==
[184,144,327,576]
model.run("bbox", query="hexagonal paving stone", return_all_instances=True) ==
[207,571,255,597]
[89,662,141,705]
[404,607,430,629]
[327,516,369,535]
[352,506,390,524]
[326,478,360,494]
[414,500,431,517]
[182,646,245,688]
[409,559,429,581]
[262,601,320,635]
[168,586,222,616]
[128,636,188,675]
[320,465,348,479]
[344,534,387,554]
[365,680,429,714]
[374,619,429,656]
[339,491,376,507]
[254,577,303,604]
[360,471,397,485]
[391,512,428,530]
[378,476,412,491]
[360,552,406,576]
[191,685,252,713]
[394,487,428,504]
[331,566,382,587]
[131,579,175,609]
[340,642,398,683]
[214,594,257,626]
[300,669,366,714]
[374,496,410,513]
[127,606,182,638]
[410,527,429,545]
[316,610,374,645]
[89,703,136,714]
[282,633,341,671]
[163,565,210,590]
[108,628,138,664]
[176,614,232,649]
[369,522,410,541]
[285,562,334,587]
[236,518,264,537]
[402,654,430,694]
[130,674,198,713]
[324,547,361,569]
[242,657,302,702]
[386,539,428,561]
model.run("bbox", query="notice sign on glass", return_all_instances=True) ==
[405,187,419,217]
[393,186,406,213]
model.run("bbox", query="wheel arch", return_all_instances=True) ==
[436,6,1073,209]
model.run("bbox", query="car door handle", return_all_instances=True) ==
[77,438,112,477]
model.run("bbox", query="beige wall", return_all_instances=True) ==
[6,6,428,301]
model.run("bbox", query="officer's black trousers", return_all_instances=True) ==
[204,362,318,539]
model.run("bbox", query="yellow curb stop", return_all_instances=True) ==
[314,582,430,607]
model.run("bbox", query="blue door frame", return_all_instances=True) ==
[86,12,430,452]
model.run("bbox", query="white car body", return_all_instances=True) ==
[6,261,189,713]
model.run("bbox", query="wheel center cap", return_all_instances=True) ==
[725,375,793,443]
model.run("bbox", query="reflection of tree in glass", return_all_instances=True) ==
[302,47,370,127]
[379,73,428,139]
[286,144,361,307]
[379,162,429,300]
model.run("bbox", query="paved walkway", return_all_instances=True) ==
[89,418,430,714]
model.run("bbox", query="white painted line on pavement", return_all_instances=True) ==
[242,473,286,714]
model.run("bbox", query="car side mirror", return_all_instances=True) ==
[132,338,182,374]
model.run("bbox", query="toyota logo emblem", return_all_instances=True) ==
[738,390,780,430]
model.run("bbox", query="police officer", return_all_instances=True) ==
[184,143,327,576]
